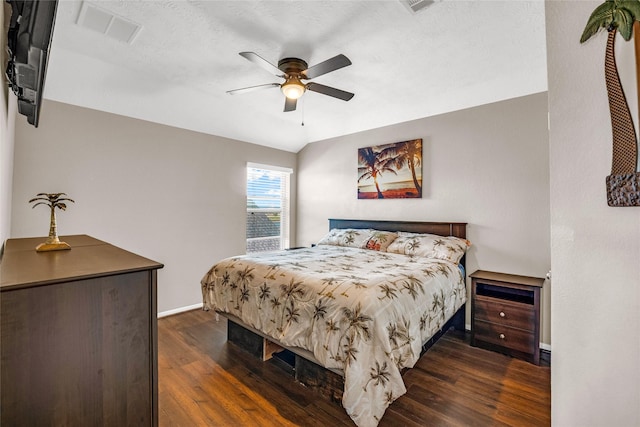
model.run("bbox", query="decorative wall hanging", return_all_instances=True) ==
[29,192,75,251]
[357,139,422,199]
[581,0,640,206]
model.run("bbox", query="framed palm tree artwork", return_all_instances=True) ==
[357,139,422,199]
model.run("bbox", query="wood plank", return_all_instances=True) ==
[295,354,344,404]
[158,309,550,426]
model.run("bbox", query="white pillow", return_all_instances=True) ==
[316,228,373,248]
[386,233,471,264]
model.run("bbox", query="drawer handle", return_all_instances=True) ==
[499,311,506,318]
[499,333,506,340]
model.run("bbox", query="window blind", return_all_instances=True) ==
[246,163,292,253]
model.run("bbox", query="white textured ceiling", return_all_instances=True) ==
[43,0,547,153]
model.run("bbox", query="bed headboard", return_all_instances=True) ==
[328,219,467,239]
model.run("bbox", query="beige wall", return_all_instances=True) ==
[297,93,552,346]
[546,2,640,425]
[11,100,297,314]
[0,92,15,252]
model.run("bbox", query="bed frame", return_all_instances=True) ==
[220,218,468,403]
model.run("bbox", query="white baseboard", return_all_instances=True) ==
[158,302,203,318]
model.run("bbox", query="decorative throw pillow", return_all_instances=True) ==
[386,233,471,264]
[362,230,398,251]
[316,228,373,248]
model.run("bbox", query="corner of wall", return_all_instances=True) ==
[1,2,16,245]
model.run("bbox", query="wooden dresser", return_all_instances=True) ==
[470,270,544,365]
[0,235,163,426]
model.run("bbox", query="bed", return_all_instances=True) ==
[201,219,469,427]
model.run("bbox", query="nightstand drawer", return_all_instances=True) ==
[473,320,536,354]
[474,297,535,331]
[470,270,544,365]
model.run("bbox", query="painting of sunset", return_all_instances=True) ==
[357,139,422,199]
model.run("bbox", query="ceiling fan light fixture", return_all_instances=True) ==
[281,76,306,99]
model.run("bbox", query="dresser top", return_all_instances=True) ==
[1,235,163,291]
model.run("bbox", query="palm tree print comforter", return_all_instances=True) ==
[201,245,466,427]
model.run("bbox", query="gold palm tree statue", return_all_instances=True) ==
[581,0,640,206]
[29,192,75,251]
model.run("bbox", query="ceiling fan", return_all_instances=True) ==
[227,52,354,112]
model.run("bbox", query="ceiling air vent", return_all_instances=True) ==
[401,0,438,14]
[76,2,142,44]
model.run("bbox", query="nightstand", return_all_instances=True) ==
[470,270,544,365]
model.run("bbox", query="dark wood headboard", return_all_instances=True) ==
[328,219,467,240]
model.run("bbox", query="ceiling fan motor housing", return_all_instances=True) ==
[278,58,309,76]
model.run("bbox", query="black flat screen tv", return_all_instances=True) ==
[6,0,58,127]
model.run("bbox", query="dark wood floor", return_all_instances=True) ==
[158,309,550,426]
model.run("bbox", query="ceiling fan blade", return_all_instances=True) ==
[306,82,354,101]
[227,83,280,95]
[239,52,283,77]
[284,97,297,112]
[302,54,352,79]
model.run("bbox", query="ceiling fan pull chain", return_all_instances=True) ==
[301,97,305,126]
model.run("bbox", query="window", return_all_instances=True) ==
[246,163,292,253]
